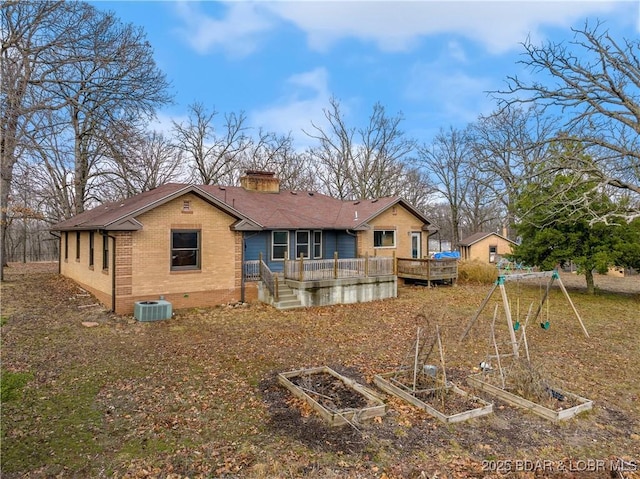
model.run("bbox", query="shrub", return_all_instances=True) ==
[458,260,498,284]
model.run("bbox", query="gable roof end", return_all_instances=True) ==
[50,184,256,232]
[458,231,515,247]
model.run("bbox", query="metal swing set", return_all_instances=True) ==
[459,270,590,361]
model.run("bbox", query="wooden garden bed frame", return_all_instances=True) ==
[278,366,386,427]
[467,373,593,422]
[374,372,493,423]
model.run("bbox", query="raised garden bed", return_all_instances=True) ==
[374,370,493,423]
[467,372,593,422]
[277,366,386,427]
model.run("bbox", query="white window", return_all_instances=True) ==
[272,231,289,261]
[171,230,200,270]
[296,230,310,258]
[374,230,396,248]
[313,231,322,259]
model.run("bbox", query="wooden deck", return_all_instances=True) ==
[245,256,458,286]
[396,258,458,285]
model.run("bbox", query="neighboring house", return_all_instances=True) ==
[51,171,437,314]
[458,232,516,264]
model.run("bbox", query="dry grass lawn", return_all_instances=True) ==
[1,262,639,478]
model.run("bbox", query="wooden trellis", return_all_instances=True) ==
[375,321,492,423]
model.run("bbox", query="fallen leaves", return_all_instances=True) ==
[2,263,640,478]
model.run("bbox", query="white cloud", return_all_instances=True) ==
[265,1,624,54]
[405,59,494,127]
[170,1,630,57]
[250,67,334,148]
[446,40,468,63]
[147,111,186,137]
[172,1,274,57]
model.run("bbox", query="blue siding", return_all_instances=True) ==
[322,230,337,258]
[335,231,357,258]
[321,230,356,258]
[243,229,357,272]
[243,232,269,262]
[242,230,286,272]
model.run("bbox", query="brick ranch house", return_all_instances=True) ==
[458,231,517,264]
[51,171,438,314]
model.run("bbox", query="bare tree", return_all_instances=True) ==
[397,165,435,214]
[427,202,455,252]
[1,1,70,277]
[304,97,354,199]
[460,171,503,237]
[496,22,640,223]
[1,1,170,279]
[49,4,171,214]
[100,126,186,199]
[418,126,473,247]
[470,105,557,237]
[305,97,419,200]
[29,110,76,220]
[351,102,416,199]
[238,129,316,191]
[5,162,57,263]
[172,103,250,185]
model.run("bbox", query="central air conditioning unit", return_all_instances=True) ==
[134,299,172,321]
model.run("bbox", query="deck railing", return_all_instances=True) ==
[259,259,279,302]
[246,255,457,285]
[244,260,260,281]
[396,257,458,284]
[284,254,395,281]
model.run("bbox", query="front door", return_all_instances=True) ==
[411,232,421,259]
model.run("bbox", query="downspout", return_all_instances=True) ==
[241,233,245,303]
[110,233,116,313]
[101,230,117,313]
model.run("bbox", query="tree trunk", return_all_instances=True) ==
[0,175,10,278]
[584,268,595,295]
[1,144,16,280]
[74,132,88,215]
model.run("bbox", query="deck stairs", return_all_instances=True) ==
[273,274,303,310]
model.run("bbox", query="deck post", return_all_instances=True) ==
[393,251,397,275]
[299,253,304,282]
[333,251,338,279]
[365,253,369,277]
[274,275,279,302]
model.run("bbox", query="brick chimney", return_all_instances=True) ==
[240,170,280,193]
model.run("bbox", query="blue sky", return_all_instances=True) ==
[94,1,639,148]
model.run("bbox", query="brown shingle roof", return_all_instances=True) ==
[458,232,515,246]
[51,183,190,231]
[52,183,434,232]
[200,185,412,230]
